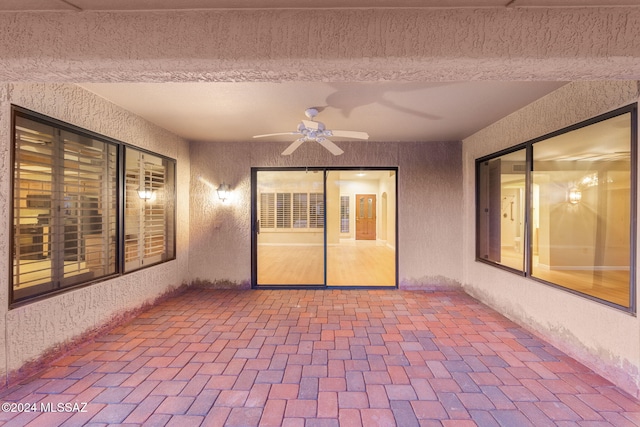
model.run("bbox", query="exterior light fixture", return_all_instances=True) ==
[568,187,582,204]
[217,182,231,202]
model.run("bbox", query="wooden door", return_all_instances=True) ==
[356,194,376,240]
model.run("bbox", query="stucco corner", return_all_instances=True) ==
[0,84,8,101]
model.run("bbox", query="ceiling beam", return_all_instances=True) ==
[0,8,638,82]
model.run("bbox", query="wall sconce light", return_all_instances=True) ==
[138,187,155,201]
[568,187,582,204]
[217,182,231,202]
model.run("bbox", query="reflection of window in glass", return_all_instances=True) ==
[124,147,176,272]
[340,196,350,233]
[531,112,632,308]
[476,148,526,272]
[13,113,117,303]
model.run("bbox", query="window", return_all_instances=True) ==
[340,196,350,233]
[259,192,325,230]
[124,147,176,272]
[13,113,118,303]
[476,104,636,310]
[477,148,526,272]
[260,193,275,229]
[276,193,292,229]
[293,193,308,228]
[11,107,177,305]
[309,193,324,229]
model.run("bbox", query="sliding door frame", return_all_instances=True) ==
[251,166,398,289]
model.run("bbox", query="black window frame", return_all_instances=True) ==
[476,103,637,313]
[9,106,177,308]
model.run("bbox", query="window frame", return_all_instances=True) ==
[10,106,177,308]
[475,103,637,313]
[475,143,528,276]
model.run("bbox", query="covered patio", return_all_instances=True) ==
[1,288,638,426]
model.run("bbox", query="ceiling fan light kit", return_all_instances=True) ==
[253,108,369,156]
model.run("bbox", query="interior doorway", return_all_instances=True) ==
[252,168,397,288]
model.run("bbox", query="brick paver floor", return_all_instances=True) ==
[1,288,639,426]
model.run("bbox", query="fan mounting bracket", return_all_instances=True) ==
[304,108,319,120]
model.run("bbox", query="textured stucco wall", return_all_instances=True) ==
[0,8,639,83]
[462,81,640,397]
[0,83,190,379]
[189,139,463,288]
[0,85,11,381]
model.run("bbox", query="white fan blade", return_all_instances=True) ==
[282,138,305,155]
[302,120,320,130]
[253,132,298,138]
[317,138,344,156]
[329,130,369,140]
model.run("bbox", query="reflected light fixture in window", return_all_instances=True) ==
[138,187,155,201]
[568,187,582,204]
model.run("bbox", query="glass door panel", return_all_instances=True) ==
[256,170,325,285]
[326,170,396,286]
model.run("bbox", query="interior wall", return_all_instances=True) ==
[0,83,191,381]
[462,80,640,397]
[189,139,462,289]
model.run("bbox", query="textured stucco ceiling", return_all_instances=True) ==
[2,0,639,11]
[1,5,636,144]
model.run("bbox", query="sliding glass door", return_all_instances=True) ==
[253,168,397,288]
[255,170,325,285]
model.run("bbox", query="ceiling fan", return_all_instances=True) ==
[252,108,369,156]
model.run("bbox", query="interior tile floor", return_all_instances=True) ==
[1,288,639,427]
